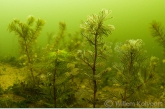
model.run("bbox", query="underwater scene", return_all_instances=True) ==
[0,0,165,108]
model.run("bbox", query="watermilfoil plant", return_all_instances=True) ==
[113,39,157,107]
[8,15,45,85]
[79,9,114,108]
[150,21,165,56]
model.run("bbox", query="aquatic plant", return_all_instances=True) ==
[51,50,66,108]
[34,21,84,107]
[0,55,22,67]
[150,21,165,56]
[79,9,114,108]
[45,22,66,52]
[42,49,74,107]
[113,39,156,107]
[8,15,45,84]
[47,32,54,45]
[66,32,84,52]
[52,22,66,49]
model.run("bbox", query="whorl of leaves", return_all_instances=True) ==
[150,20,165,48]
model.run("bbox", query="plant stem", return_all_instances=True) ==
[24,37,35,84]
[53,58,57,108]
[92,33,98,108]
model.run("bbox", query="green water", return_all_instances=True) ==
[0,0,164,58]
[0,0,165,108]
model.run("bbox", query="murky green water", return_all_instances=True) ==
[0,0,165,108]
[0,0,164,58]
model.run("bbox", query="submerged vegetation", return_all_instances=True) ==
[150,21,165,56]
[0,9,164,107]
[113,39,155,107]
[79,9,114,108]
[8,16,45,85]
